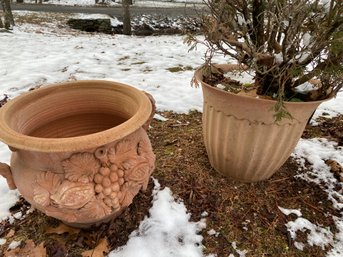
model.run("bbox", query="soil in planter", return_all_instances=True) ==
[201,68,263,99]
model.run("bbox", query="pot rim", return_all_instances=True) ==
[0,80,152,152]
[194,63,331,106]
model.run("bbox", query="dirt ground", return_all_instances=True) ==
[0,110,342,256]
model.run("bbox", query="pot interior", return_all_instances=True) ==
[29,113,127,138]
[5,85,138,139]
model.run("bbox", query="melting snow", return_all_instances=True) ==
[292,138,343,256]
[108,179,208,257]
[278,206,302,217]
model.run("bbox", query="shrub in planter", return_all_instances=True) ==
[187,0,343,182]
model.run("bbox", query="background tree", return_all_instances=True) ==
[122,0,132,35]
[1,0,14,29]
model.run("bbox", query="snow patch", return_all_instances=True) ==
[108,179,209,257]
[231,241,248,257]
[154,113,168,122]
[207,229,219,237]
[0,238,6,246]
[286,217,333,250]
[8,240,21,250]
[13,212,23,220]
[292,138,343,255]
[278,206,302,217]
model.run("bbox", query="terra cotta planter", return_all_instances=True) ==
[195,64,327,182]
[0,80,156,227]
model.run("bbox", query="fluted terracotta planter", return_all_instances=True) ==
[195,64,327,182]
[0,80,156,227]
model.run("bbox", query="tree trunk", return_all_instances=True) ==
[122,0,131,35]
[0,16,3,28]
[1,0,15,29]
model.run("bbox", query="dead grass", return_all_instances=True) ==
[14,11,73,26]
[1,111,341,256]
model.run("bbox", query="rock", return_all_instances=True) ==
[67,18,112,34]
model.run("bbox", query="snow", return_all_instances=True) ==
[0,176,20,221]
[223,70,255,85]
[108,179,208,257]
[0,7,343,257]
[0,239,6,246]
[153,113,168,121]
[207,229,219,237]
[231,241,248,257]
[274,53,283,64]
[278,206,302,217]
[73,13,123,27]
[1,23,210,113]
[13,212,23,220]
[311,92,343,121]
[23,0,205,8]
[285,217,333,250]
[200,211,208,217]
[7,240,21,250]
[24,0,116,6]
[292,139,343,256]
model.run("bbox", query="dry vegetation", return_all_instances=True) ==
[1,111,342,256]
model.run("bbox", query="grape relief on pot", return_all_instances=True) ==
[32,132,155,223]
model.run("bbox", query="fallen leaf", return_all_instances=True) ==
[46,240,67,257]
[4,240,46,257]
[45,223,80,235]
[5,229,15,238]
[326,159,343,173]
[81,238,109,257]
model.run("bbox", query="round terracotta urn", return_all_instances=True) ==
[0,80,156,227]
[195,64,327,182]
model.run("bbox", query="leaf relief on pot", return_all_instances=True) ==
[62,152,100,183]
[32,129,155,223]
[50,181,94,209]
[33,171,62,207]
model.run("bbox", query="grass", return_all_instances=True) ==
[167,65,194,73]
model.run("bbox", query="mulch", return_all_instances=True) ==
[0,110,341,256]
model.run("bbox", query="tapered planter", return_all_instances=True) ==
[0,80,156,227]
[195,64,326,182]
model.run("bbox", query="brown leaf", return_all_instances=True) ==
[4,240,46,257]
[325,159,343,173]
[45,240,67,257]
[81,238,109,257]
[5,229,15,238]
[45,223,80,235]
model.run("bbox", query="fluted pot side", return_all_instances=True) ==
[203,103,307,182]
[196,64,326,182]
